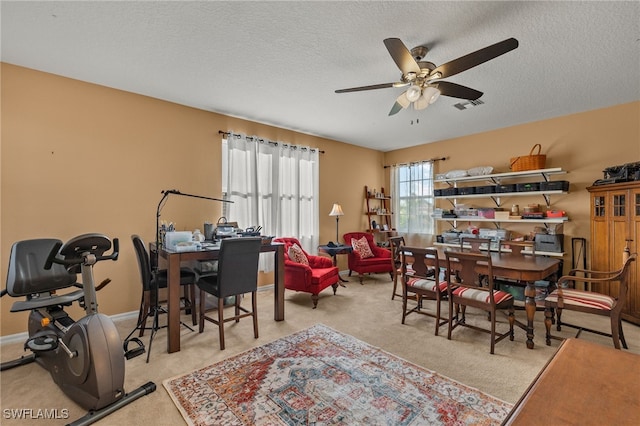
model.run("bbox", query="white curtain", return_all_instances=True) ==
[225,134,319,270]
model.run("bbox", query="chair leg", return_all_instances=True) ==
[618,319,628,349]
[198,289,206,333]
[447,298,454,340]
[235,296,240,323]
[401,290,408,324]
[218,297,225,350]
[139,291,151,337]
[358,273,364,284]
[332,283,338,294]
[508,306,515,341]
[611,315,624,350]
[311,294,319,309]
[556,307,563,331]
[252,291,259,339]
[434,295,441,336]
[544,307,553,345]
[190,284,197,326]
[391,274,398,300]
[490,309,496,355]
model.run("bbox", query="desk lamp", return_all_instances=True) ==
[329,203,344,244]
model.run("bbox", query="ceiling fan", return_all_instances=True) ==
[335,37,519,116]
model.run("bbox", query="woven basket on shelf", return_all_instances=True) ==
[510,143,546,171]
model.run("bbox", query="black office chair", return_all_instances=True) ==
[130,235,198,336]
[197,237,262,350]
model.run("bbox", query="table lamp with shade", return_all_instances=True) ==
[329,203,344,243]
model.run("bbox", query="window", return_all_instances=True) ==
[222,134,320,265]
[391,162,435,235]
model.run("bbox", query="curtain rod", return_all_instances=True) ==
[383,157,447,168]
[218,130,325,154]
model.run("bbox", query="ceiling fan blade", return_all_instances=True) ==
[436,81,483,100]
[388,101,404,116]
[383,38,421,75]
[335,82,396,93]
[431,38,518,79]
[389,91,411,116]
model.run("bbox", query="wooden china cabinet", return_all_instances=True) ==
[588,181,640,325]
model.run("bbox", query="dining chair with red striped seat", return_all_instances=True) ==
[444,250,515,354]
[400,247,448,336]
[543,254,636,349]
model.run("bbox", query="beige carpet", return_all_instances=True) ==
[2,273,639,425]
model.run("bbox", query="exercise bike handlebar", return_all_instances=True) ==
[44,234,119,271]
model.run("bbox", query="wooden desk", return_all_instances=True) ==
[155,242,285,353]
[439,249,560,349]
[503,338,640,425]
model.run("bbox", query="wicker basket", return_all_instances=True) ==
[510,144,546,172]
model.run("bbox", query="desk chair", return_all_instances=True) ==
[445,250,515,354]
[130,235,197,362]
[388,236,406,300]
[131,235,198,333]
[197,237,262,350]
[544,254,636,349]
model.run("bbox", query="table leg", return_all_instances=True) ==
[167,255,181,353]
[524,281,536,349]
[274,245,285,321]
[332,254,348,285]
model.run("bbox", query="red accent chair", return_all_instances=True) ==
[343,232,393,284]
[273,237,340,308]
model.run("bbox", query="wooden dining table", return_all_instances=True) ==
[436,248,561,349]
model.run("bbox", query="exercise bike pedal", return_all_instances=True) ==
[123,337,146,360]
[25,331,59,353]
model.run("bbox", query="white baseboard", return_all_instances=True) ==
[1,284,276,346]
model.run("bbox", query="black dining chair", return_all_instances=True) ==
[131,234,198,335]
[197,237,262,350]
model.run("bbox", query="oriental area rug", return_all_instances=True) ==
[163,324,512,425]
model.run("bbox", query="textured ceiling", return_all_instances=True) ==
[2,1,639,152]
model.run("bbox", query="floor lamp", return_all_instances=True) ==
[329,203,344,244]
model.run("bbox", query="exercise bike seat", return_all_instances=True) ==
[6,238,80,312]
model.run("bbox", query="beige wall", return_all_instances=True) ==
[1,63,638,336]
[384,102,640,252]
[0,64,385,335]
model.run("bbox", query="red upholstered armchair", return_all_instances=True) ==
[343,232,393,284]
[272,237,340,308]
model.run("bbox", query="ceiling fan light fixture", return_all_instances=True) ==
[423,86,441,104]
[414,95,429,110]
[406,85,422,102]
[396,91,411,108]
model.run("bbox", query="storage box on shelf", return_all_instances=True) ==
[433,167,569,256]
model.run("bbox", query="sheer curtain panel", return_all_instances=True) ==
[224,134,319,270]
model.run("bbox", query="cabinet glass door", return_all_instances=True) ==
[593,195,605,217]
[613,194,626,217]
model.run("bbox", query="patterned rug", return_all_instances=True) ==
[164,324,512,425]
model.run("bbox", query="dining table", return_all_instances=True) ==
[152,241,285,353]
[436,248,561,349]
